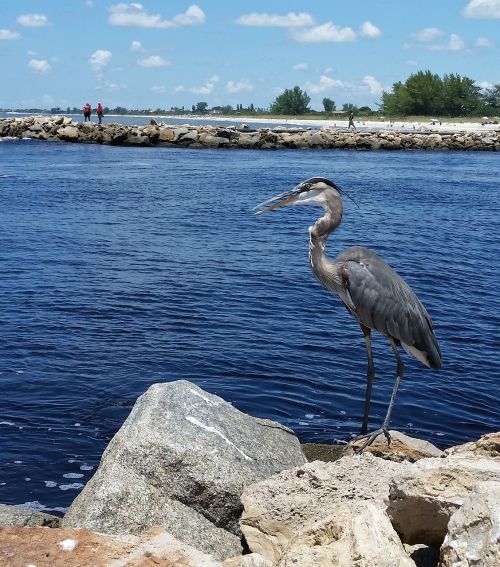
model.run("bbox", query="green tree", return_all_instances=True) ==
[381,81,412,115]
[342,102,357,111]
[481,84,500,112]
[322,97,336,113]
[404,71,443,115]
[442,74,480,116]
[270,86,311,115]
[195,102,208,113]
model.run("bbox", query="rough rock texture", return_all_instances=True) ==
[62,380,306,560]
[1,116,499,151]
[440,481,500,566]
[0,504,61,528]
[0,525,227,567]
[387,447,500,546]
[344,430,443,462]
[240,454,413,566]
[443,431,500,459]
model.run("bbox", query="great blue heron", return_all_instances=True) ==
[255,176,442,449]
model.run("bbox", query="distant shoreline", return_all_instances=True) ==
[1,115,498,151]
[2,111,499,134]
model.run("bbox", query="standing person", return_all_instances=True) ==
[348,110,356,130]
[96,102,104,124]
[83,102,91,122]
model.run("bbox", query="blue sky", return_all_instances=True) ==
[1,1,499,110]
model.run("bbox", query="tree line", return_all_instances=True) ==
[4,70,499,118]
[381,71,500,117]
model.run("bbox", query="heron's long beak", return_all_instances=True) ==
[254,184,303,215]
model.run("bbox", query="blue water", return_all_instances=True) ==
[0,139,499,514]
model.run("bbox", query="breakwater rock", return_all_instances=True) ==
[2,115,500,151]
[0,380,499,566]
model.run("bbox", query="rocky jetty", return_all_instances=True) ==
[1,115,499,151]
[0,380,498,566]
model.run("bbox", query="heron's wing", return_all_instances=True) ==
[339,251,441,369]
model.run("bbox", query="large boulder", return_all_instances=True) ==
[62,380,306,560]
[56,126,79,141]
[240,454,413,566]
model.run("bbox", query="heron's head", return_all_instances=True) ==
[255,177,342,215]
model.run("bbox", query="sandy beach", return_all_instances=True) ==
[161,114,500,134]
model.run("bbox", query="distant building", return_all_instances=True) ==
[211,106,223,114]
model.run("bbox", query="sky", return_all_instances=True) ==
[1,0,499,111]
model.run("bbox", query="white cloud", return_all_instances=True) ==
[0,29,20,40]
[28,59,51,74]
[426,34,467,52]
[475,36,495,47]
[293,22,357,43]
[226,80,253,93]
[151,85,166,94]
[190,75,219,95]
[236,11,314,27]
[479,80,494,89]
[130,40,144,52]
[293,63,309,72]
[96,81,127,92]
[171,5,205,26]
[138,55,170,68]
[410,27,444,42]
[108,3,205,28]
[463,0,500,19]
[89,49,112,72]
[305,75,345,94]
[448,34,466,51]
[17,13,50,27]
[359,21,381,39]
[362,75,383,96]
[405,59,419,66]
[173,85,185,93]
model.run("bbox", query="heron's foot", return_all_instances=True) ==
[346,427,392,455]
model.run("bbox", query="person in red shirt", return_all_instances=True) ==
[83,102,91,122]
[96,103,104,124]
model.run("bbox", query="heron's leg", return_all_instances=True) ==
[381,337,405,431]
[360,324,375,435]
[349,337,404,453]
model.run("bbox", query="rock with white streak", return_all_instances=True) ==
[440,481,500,566]
[62,380,306,560]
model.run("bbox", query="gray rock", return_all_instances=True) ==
[127,134,150,145]
[57,126,79,141]
[63,380,306,560]
[179,130,199,143]
[440,481,500,566]
[200,135,230,147]
[0,503,60,527]
[237,132,261,147]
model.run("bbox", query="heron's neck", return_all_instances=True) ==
[308,201,343,284]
